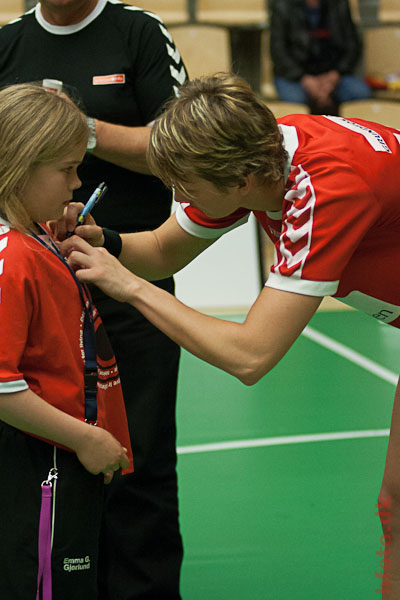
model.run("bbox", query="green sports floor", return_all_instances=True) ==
[175,309,400,599]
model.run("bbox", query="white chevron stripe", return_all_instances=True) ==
[166,43,181,64]
[170,64,186,85]
[0,236,8,277]
[124,5,163,24]
[159,23,172,43]
[0,237,8,253]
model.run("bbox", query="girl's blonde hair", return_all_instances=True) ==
[0,83,88,232]
[147,72,287,196]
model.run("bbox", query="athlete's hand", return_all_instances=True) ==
[62,235,139,303]
[49,202,104,246]
[75,425,130,484]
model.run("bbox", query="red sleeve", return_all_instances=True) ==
[0,231,34,391]
[175,203,250,239]
[268,158,381,296]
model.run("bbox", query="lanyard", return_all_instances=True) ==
[36,468,58,600]
[31,227,98,424]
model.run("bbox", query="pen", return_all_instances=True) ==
[77,181,107,225]
[66,181,108,237]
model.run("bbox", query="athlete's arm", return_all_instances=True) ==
[64,235,322,384]
[119,213,217,279]
[0,389,130,483]
[112,281,322,385]
[59,93,151,174]
[61,212,217,281]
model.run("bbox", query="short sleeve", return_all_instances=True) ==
[0,233,33,392]
[266,159,381,296]
[175,203,250,239]
[128,13,187,124]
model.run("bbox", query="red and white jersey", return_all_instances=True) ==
[176,114,400,328]
[0,220,133,472]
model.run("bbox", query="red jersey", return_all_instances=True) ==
[175,114,400,328]
[0,220,133,473]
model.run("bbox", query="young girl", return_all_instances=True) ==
[0,83,133,600]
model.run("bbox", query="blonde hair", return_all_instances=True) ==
[147,73,287,196]
[0,83,88,232]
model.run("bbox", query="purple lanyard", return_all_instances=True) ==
[36,468,58,600]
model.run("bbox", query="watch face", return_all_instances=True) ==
[86,118,96,151]
[87,136,97,150]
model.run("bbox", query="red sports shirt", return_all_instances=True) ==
[175,114,400,328]
[0,221,133,472]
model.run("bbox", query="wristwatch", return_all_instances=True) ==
[86,117,97,152]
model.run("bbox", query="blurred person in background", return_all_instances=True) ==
[270,0,371,114]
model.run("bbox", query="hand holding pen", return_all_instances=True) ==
[66,181,108,238]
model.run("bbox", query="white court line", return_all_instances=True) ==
[302,325,399,385]
[177,326,397,456]
[177,429,390,455]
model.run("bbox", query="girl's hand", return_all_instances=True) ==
[49,202,104,246]
[75,425,130,484]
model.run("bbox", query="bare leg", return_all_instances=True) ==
[378,378,400,598]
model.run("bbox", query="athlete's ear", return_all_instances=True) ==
[237,174,254,196]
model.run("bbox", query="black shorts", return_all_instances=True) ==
[0,422,104,600]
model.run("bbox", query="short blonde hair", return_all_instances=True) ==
[0,83,88,232]
[147,73,287,195]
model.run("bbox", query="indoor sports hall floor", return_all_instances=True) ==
[175,307,399,599]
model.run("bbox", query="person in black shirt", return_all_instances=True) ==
[270,0,371,114]
[0,1,187,598]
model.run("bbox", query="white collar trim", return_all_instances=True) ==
[35,0,107,35]
[278,124,299,182]
[0,215,10,226]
